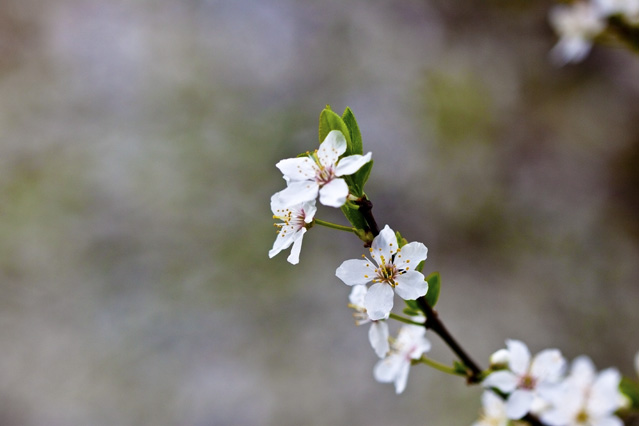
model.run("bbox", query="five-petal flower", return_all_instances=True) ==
[482,339,566,420]
[273,130,372,208]
[348,285,390,358]
[540,356,626,426]
[335,225,429,320]
[269,196,316,265]
[373,323,431,394]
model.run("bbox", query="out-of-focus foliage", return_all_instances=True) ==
[1,0,638,425]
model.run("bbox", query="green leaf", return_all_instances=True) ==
[394,229,408,248]
[453,361,468,375]
[620,377,639,409]
[404,299,419,310]
[403,307,421,317]
[341,107,363,155]
[319,106,351,147]
[340,204,368,233]
[350,160,373,197]
[424,272,441,308]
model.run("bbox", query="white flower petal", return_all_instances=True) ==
[531,349,565,383]
[490,349,511,367]
[348,285,367,307]
[393,359,411,394]
[275,157,317,182]
[301,201,317,223]
[394,242,427,270]
[592,415,624,426]
[589,368,623,417]
[336,259,375,286]
[269,226,296,258]
[374,354,402,383]
[369,321,390,358]
[318,178,349,207]
[371,225,397,263]
[635,351,639,378]
[394,271,428,300]
[317,130,346,167]
[286,228,306,265]
[274,181,319,207]
[506,389,534,419]
[482,390,508,419]
[506,340,531,376]
[365,283,394,320]
[335,152,372,176]
[541,407,573,426]
[482,370,518,393]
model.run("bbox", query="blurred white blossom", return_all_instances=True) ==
[549,2,606,65]
[473,391,510,426]
[373,324,431,394]
[540,356,625,426]
[348,285,390,358]
[594,0,639,22]
[482,340,566,420]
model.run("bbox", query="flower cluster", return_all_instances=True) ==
[476,340,629,425]
[549,0,639,64]
[270,107,639,422]
[269,129,371,264]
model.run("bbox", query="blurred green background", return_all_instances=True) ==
[1,0,638,424]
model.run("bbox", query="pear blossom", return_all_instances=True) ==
[540,356,625,426]
[273,130,372,208]
[482,339,566,420]
[549,2,606,65]
[269,196,316,264]
[335,225,428,320]
[373,323,431,394]
[348,285,389,358]
[473,391,510,426]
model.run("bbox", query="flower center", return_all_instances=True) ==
[518,374,537,390]
[375,262,399,287]
[309,152,336,185]
[273,207,306,233]
[575,409,589,423]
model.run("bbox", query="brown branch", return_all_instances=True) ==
[416,297,483,384]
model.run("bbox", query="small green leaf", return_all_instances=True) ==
[403,308,421,317]
[340,204,368,235]
[620,377,639,409]
[453,361,468,375]
[319,106,351,147]
[350,160,373,196]
[341,107,363,155]
[424,272,441,308]
[394,229,408,248]
[404,299,419,311]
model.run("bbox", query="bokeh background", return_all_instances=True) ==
[1,0,638,425]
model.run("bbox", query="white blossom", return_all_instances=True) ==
[335,225,428,320]
[273,130,372,208]
[373,323,431,394]
[482,339,566,420]
[635,351,639,377]
[549,2,606,65]
[540,356,625,426]
[348,285,390,358]
[269,196,316,264]
[473,391,510,426]
[593,0,639,22]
